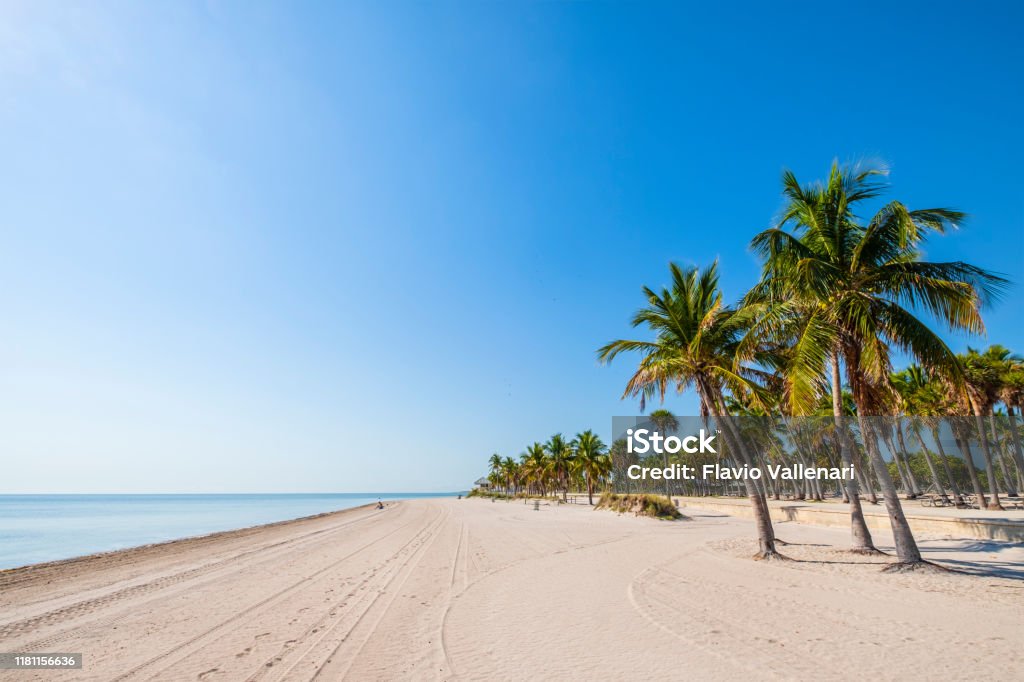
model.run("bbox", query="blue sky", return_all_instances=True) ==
[1,1,1021,493]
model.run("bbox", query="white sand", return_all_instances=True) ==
[1,498,1021,681]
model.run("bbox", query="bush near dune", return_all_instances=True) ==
[595,492,683,520]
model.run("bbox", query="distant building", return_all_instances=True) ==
[473,477,491,489]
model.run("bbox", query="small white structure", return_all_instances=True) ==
[473,477,491,490]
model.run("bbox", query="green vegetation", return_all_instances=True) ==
[476,161,1021,568]
[465,489,512,500]
[598,162,1016,567]
[595,492,683,520]
[478,430,613,505]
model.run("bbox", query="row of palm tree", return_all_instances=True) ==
[485,430,613,505]
[892,347,1024,502]
[610,400,1023,505]
[599,161,1012,568]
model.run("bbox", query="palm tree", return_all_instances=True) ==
[749,161,1006,566]
[545,434,574,501]
[647,409,679,501]
[970,345,1024,494]
[598,261,784,560]
[961,348,1009,506]
[520,443,549,496]
[501,456,519,496]
[608,438,635,493]
[488,453,503,488]
[573,430,610,504]
[998,355,1024,492]
[892,366,952,497]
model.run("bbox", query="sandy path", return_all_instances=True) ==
[1,498,1020,681]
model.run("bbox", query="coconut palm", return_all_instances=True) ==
[748,160,1007,566]
[999,357,1024,492]
[573,430,611,505]
[892,366,953,497]
[608,438,636,493]
[961,348,1010,505]
[647,409,679,500]
[972,346,1024,493]
[501,456,519,496]
[520,443,549,496]
[488,453,502,474]
[545,434,574,501]
[598,261,784,559]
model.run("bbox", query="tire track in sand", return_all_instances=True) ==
[5,508,387,651]
[108,507,428,681]
[246,505,450,681]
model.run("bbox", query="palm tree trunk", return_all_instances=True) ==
[859,416,923,565]
[888,439,910,494]
[1004,406,1024,492]
[881,423,918,497]
[856,461,879,503]
[911,425,945,495]
[970,402,1003,510]
[703,384,782,560]
[894,422,923,496]
[663,449,671,501]
[988,417,1018,496]
[930,426,962,499]
[953,426,988,507]
[831,356,877,552]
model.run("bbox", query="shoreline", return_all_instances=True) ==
[0,494,462,574]
[0,502,386,579]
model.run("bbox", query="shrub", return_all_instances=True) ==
[595,492,683,519]
[466,489,511,500]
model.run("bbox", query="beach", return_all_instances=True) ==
[1,498,1021,681]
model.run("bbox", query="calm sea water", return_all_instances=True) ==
[0,493,457,570]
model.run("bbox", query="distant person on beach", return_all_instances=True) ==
[376,499,384,510]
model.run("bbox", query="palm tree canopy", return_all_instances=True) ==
[573,429,611,482]
[647,408,679,433]
[598,261,770,415]
[747,160,1008,415]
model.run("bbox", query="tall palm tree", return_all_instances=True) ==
[520,443,549,496]
[573,430,610,505]
[892,366,951,497]
[748,161,1007,566]
[998,354,1024,492]
[970,346,1024,494]
[647,409,679,500]
[501,456,519,496]
[961,348,1010,505]
[545,434,574,501]
[599,261,784,560]
[608,438,635,493]
[488,453,503,486]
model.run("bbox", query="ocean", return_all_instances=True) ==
[0,493,457,570]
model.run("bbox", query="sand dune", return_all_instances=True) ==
[1,498,1021,681]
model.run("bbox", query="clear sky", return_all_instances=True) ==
[1,1,1021,493]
